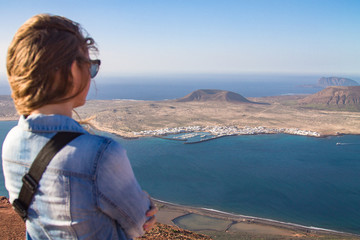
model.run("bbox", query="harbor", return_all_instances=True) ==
[134,125,321,144]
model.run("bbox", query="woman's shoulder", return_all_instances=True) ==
[81,132,118,144]
[45,133,127,175]
[2,125,26,153]
[79,133,126,154]
[86,134,131,164]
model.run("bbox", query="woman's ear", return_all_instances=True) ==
[69,60,91,108]
[70,61,83,91]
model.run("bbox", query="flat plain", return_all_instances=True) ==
[1,95,360,137]
[74,95,360,137]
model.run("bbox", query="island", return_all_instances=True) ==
[300,76,359,88]
[1,87,360,139]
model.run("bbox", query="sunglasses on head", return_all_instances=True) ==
[89,59,101,78]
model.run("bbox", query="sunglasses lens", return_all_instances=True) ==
[90,64,98,78]
[89,60,100,78]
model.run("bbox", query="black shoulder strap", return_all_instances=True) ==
[13,132,83,221]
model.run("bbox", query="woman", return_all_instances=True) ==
[2,14,157,239]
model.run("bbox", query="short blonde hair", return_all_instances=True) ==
[7,14,97,115]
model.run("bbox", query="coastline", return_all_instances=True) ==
[90,123,329,142]
[0,118,353,143]
[0,118,344,139]
[1,195,359,240]
[87,125,360,237]
[153,198,360,239]
[0,118,326,140]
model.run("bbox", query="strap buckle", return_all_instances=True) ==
[13,199,27,221]
[22,174,38,193]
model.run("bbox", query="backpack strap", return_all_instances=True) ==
[13,132,83,221]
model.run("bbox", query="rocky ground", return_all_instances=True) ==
[0,197,25,240]
[137,223,212,240]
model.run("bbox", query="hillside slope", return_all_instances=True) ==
[299,86,360,109]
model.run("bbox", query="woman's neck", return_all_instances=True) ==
[30,102,74,117]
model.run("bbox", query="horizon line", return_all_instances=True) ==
[1,72,360,84]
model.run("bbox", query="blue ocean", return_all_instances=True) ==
[1,75,360,234]
[85,74,332,100]
[1,121,360,234]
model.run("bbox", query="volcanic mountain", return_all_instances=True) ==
[318,77,359,87]
[176,89,252,103]
[299,86,360,106]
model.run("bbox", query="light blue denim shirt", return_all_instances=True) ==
[2,114,150,240]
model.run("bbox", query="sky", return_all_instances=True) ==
[0,0,360,82]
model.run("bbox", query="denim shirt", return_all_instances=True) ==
[2,114,150,240]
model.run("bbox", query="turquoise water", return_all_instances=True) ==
[1,121,360,234]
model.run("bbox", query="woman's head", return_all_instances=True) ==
[6,14,98,115]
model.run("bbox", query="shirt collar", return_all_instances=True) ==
[18,114,88,133]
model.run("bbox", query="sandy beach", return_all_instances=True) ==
[153,199,360,239]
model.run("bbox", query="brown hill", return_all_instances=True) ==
[176,89,252,103]
[299,86,360,106]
